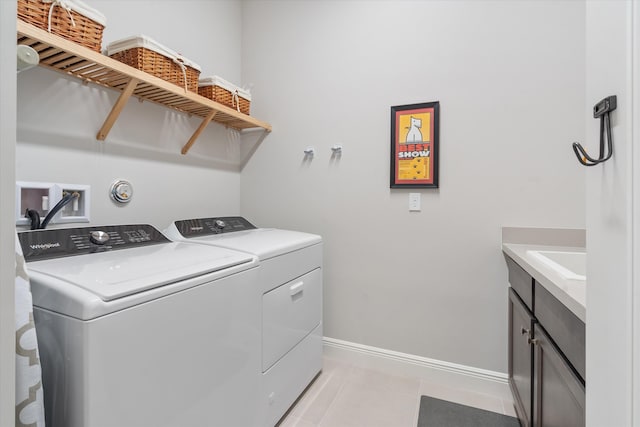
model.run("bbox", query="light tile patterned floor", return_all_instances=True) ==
[277,356,517,427]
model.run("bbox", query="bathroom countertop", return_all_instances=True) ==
[501,226,586,323]
[502,243,586,323]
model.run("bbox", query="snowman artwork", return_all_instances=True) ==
[406,117,423,143]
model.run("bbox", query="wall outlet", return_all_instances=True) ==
[409,193,421,212]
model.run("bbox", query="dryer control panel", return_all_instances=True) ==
[19,224,170,262]
[174,216,257,238]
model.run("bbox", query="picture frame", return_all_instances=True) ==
[390,101,440,188]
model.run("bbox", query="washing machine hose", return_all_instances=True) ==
[39,192,79,229]
[25,208,40,230]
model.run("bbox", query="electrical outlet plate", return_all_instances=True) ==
[16,181,90,226]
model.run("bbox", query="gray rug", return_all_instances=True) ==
[417,396,521,427]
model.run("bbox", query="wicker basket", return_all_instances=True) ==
[198,76,251,115]
[106,36,201,93]
[17,0,106,52]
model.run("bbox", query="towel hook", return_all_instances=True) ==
[572,95,616,166]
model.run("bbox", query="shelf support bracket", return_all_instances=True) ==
[240,129,270,170]
[182,110,218,154]
[97,77,140,141]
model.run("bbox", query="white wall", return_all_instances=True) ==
[1,2,17,424]
[585,1,636,426]
[241,0,586,373]
[94,0,242,81]
[16,0,245,230]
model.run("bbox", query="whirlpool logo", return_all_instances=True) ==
[30,242,61,250]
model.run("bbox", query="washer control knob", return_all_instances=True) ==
[90,230,110,245]
[214,219,226,229]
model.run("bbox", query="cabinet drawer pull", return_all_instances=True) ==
[289,281,304,296]
[521,327,530,336]
[528,337,539,345]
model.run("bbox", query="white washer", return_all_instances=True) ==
[19,224,262,427]
[164,217,323,427]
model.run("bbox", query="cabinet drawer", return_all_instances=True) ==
[534,281,585,381]
[262,268,322,371]
[506,256,534,310]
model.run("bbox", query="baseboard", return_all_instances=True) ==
[322,337,513,401]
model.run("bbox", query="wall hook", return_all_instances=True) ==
[572,95,616,166]
[331,145,343,154]
[303,147,315,156]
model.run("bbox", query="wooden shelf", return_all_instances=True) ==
[16,20,271,155]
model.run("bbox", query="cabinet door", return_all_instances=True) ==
[509,288,534,427]
[534,281,585,381]
[533,326,585,427]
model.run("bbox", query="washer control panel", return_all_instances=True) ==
[19,224,170,262]
[174,216,257,238]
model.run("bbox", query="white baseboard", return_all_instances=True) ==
[322,337,513,402]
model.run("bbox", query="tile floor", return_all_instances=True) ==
[277,356,517,427]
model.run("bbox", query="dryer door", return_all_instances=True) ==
[262,268,322,371]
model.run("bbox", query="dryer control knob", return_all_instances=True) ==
[90,230,110,245]
[214,220,226,229]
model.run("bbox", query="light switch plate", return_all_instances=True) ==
[409,193,421,212]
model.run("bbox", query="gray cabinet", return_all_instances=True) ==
[506,256,585,427]
[534,281,585,380]
[533,326,585,427]
[508,289,534,427]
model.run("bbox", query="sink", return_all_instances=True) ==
[526,250,586,281]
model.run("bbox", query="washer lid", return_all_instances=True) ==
[27,242,254,301]
[183,228,322,260]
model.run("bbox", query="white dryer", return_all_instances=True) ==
[164,217,323,427]
[19,224,262,427]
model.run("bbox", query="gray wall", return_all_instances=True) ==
[240,0,586,372]
[16,1,245,229]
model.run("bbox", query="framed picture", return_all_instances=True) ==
[390,101,440,188]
